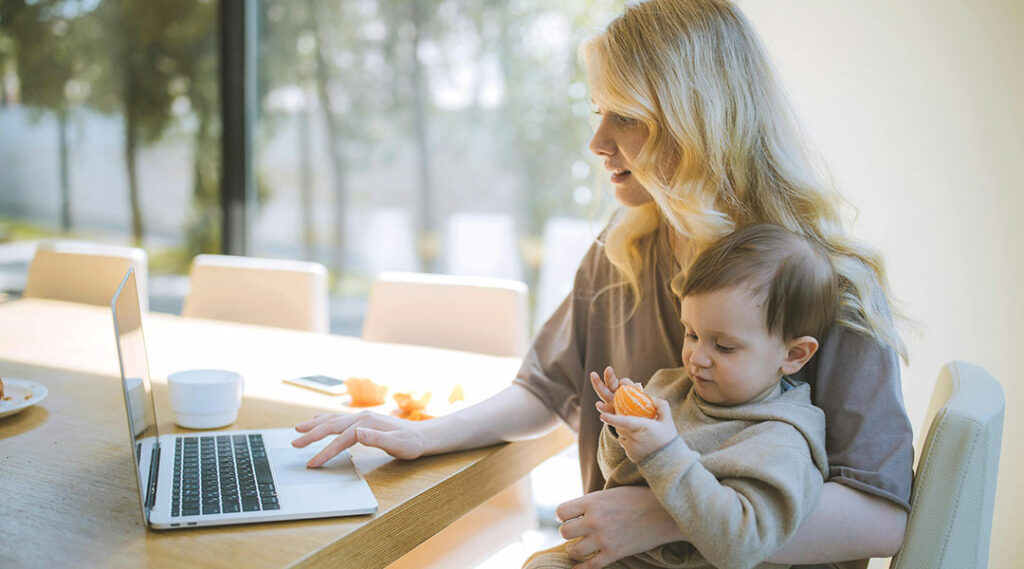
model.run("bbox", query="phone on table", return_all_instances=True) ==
[283,375,347,395]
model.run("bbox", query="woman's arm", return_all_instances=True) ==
[293,384,561,466]
[558,482,906,569]
[766,482,907,563]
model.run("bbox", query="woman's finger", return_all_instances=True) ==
[557,513,588,540]
[293,413,337,433]
[554,495,586,523]
[562,535,601,561]
[305,426,360,468]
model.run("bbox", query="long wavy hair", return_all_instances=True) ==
[581,0,908,361]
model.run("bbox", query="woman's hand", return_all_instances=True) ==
[292,411,427,467]
[556,485,685,569]
[599,397,676,463]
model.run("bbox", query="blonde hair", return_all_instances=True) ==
[581,0,908,361]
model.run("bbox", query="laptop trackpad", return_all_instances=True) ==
[270,447,362,486]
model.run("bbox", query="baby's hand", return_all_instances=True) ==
[590,366,624,415]
[600,397,676,463]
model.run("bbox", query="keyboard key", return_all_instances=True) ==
[241,498,261,512]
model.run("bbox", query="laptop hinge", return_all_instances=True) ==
[146,443,161,510]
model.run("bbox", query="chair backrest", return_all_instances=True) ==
[361,271,528,357]
[24,240,150,311]
[181,254,329,333]
[890,361,1004,569]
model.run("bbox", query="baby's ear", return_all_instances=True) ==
[780,336,819,375]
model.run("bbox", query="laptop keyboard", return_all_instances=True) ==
[171,434,279,517]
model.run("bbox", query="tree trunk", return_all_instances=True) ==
[410,0,435,272]
[299,86,315,262]
[124,67,144,246]
[312,0,347,285]
[57,108,72,232]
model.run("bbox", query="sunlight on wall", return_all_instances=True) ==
[738,0,1024,565]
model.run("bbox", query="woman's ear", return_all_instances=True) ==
[780,336,819,375]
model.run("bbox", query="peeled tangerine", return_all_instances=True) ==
[345,377,388,407]
[613,384,657,418]
[393,391,434,420]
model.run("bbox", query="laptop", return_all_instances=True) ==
[111,267,377,529]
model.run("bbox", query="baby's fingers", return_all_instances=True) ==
[599,411,650,433]
[591,371,614,404]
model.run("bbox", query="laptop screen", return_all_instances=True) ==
[111,267,160,522]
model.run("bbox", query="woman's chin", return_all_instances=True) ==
[613,182,654,207]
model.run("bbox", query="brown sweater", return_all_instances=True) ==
[599,368,828,569]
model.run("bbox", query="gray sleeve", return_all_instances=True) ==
[794,325,914,510]
[638,425,825,569]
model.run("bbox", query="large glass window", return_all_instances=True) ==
[0,0,220,311]
[254,0,620,332]
[1,0,620,331]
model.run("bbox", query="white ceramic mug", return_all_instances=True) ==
[167,369,244,429]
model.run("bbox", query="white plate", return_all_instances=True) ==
[0,378,49,419]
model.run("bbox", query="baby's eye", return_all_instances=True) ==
[715,344,736,353]
[684,332,698,341]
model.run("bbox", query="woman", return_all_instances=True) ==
[293,1,913,568]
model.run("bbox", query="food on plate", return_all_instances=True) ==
[344,377,388,407]
[0,376,4,399]
[404,409,435,421]
[393,391,431,413]
[613,383,657,419]
[392,391,434,420]
[447,384,464,404]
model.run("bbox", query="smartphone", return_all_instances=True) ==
[283,375,347,395]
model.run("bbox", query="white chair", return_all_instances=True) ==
[181,254,329,333]
[363,271,537,569]
[889,361,1004,569]
[23,240,149,311]
[362,271,529,357]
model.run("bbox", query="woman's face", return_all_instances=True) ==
[589,108,654,207]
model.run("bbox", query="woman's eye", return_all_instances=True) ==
[611,112,636,125]
[684,332,698,341]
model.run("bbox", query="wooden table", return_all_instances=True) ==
[0,299,574,568]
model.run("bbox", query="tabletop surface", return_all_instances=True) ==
[0,298,574,569]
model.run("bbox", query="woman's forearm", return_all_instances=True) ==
[419,384,562,455]
[766,482,907,564]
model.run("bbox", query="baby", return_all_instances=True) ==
[526,223,837,569]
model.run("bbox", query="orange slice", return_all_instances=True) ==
[613,384,657,418]
[345,377,388,407]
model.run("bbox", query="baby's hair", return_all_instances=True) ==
[682,223,839,341]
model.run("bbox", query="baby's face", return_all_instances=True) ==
[680,287,789,405]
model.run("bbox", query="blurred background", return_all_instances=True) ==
[0,0,620,335]
[1,1,1022,567]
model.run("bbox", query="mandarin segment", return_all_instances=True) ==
[345,377,388,406]
[613,384,657,418]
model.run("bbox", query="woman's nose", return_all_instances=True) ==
[589,118,615,157]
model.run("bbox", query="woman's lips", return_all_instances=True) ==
[611,169,631,184]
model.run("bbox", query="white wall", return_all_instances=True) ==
[737,1,1023,566]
